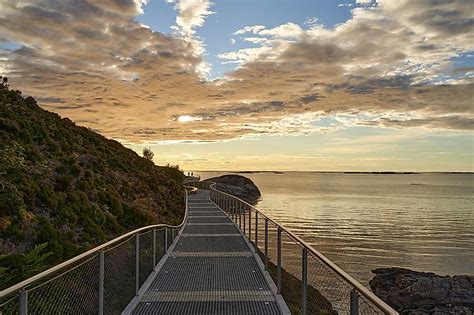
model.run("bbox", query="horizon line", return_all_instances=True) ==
[188,170,474,174]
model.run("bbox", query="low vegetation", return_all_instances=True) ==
[0,80,185,289]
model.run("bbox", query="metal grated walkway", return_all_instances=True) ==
[128,190,288,314]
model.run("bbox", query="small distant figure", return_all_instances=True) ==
[191,172,194,177]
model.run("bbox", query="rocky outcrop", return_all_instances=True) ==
[205,174,261,204]
[369,267,474,314]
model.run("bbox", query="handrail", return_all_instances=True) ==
[0,186,193,300]
[202,180,397,315]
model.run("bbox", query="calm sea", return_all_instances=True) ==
[197,172,474,286]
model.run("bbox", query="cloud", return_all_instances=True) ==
[234,25,265,35]
[356,0,374,4]
[304,17,324,27]
[0,0,473,144]
[167,0,214,37]
[361,115,474,130]
[166,0,214,75]
[243,37,268,44]
[259,23,304,38]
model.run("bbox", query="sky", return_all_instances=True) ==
[0,0,473,171]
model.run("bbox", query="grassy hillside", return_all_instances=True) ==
[0,82,185,289]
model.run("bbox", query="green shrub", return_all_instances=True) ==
[0,181,24,216]
[0,243,53,289]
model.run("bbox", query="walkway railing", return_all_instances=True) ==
[0,187,195,315]
[194,180,397,315]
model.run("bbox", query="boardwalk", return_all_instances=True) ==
[0,187,397,314]
[129,190,289,314]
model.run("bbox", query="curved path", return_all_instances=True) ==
[127,189,289,314]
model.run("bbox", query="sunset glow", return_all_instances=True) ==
[1,0,472,171]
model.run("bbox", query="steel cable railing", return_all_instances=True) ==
[0,187,196,315]
[192,180,398,315]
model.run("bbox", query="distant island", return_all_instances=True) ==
[235,171,285,174]
[343,171,419,174]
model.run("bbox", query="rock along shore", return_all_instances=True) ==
[205,174,261,204]
[370,267,474,314]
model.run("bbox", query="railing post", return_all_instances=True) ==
[264,218,268,270]
[255,212,258,247]
[233,200,237,221]
[249,207,252,242]
[165,227,168,251]
[152,228,157,268]
[249,207,252,243]
[230,199,238,220]
[277,227,282,294]
[302,248,308,315]
[99,251,104,315]
[243,204,246,235]
[239,202,242,228]
[135,233,140,295]
[350,289,359,315]
[19,290,27,315]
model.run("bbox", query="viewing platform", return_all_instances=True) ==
[0,183,397,314]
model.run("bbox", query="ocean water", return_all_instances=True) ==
[197,172,474,286]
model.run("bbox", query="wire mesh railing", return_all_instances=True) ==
[200,181,398,315]
[0,187,194,315]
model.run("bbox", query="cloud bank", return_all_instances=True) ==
[0,0,473,142]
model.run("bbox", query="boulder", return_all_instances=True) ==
[369,267,474,314]
[205,174,261,204]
